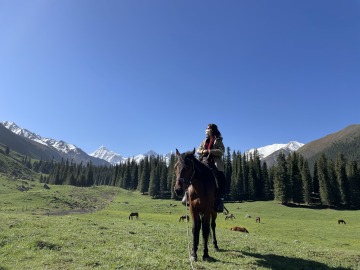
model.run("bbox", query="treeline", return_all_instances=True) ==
[41,155,178,199]
[36,148,360,209]
[271,152,360,209]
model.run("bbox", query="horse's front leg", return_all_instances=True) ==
[191,214,201,262]
[201,214,211,260]
[211,212,219,251]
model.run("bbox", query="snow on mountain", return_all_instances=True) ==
[92,141,303,166]
[245,141,304,159]
[2,121,48,146]
[90,146,172,165]
[1,121,108,165]
[2,121,78,154]
[89,146,126,164]
[2,120,303,166]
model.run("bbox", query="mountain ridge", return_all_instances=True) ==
[1,121,109,166]
[2,120,302,166]
[3,120,359,168]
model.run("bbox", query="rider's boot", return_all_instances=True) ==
[214,196,224,213]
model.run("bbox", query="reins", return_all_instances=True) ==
[184,194,195,270]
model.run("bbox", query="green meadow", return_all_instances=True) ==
[0,176,359,270]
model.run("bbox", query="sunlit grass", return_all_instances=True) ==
[0,176,359,269]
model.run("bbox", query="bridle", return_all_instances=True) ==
[177,156,196,191]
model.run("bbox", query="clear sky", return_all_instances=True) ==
[1,1,359,157]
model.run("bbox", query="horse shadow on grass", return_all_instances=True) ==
[243,251,351,270]
[216,249,351,270]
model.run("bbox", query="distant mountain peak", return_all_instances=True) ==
[89,146,172,165]
[246,141,304,159]
[89,146,125,164]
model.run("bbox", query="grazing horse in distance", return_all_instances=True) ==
[256,217,261,223]
[338,219,346,224]
[129,212,139,220]
[225,213,236,220]
[179,215,190,222]
[174,148,219,261]
[230,226,249,233]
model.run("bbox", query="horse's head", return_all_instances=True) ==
[174,148,196,197]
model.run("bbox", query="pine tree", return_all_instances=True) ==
[122,164,131,189]
[262,162,271,200]
[328,160,340,206]
[301,159,312,204]
[336,154,350,207]
[159,161,168,195]
[312,161,319,194]
[347,161,360,208]
[242,153,249,200]
[274,152,289,204]
[224,147,232,196]
[138,157,150,193]
[230,151,242,201]
[268,166,276,200]
[167,153,177,199]
[248,154,256,201]
[148,158,160,197]
[289,152,303,204]
[130,160,139,190]
[253,151,264,200]
[317,154,331,206]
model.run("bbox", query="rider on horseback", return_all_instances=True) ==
[182,123,226,213]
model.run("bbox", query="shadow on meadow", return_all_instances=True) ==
[238,251,351,270]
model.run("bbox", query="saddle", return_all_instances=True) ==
[200,157,220,189]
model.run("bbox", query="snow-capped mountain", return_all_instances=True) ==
[91,142,303,166]
[1,121,108,166]
[246,141,304,159]
[2,121,78,154]
[90,146,172,165]
[1,120,303,167]
[89,146,126,164]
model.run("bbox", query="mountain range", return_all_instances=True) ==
[1,121,360,168]
[1,121,301,166]
[89,146,173,165]
[0,121,108,166]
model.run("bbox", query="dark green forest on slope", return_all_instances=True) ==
[1,143,360,210]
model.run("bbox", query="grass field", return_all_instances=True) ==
[0,176,359,270]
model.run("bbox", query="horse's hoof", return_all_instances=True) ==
[214,246,220,252]
[203,255,214,262]
[202,253,210,259]
[191,255,197,262]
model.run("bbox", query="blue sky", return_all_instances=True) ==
[1,1,359,157]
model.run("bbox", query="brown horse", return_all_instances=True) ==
[174,148,219,261]
[225,213,236,220]
[129,212,139,219]
[179,215,190,222]
[230,226,249,233]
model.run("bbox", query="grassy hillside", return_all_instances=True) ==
[0,176,359,270]
[297,124,360,170]
[0,124,63,162]
[0,146,37,181]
